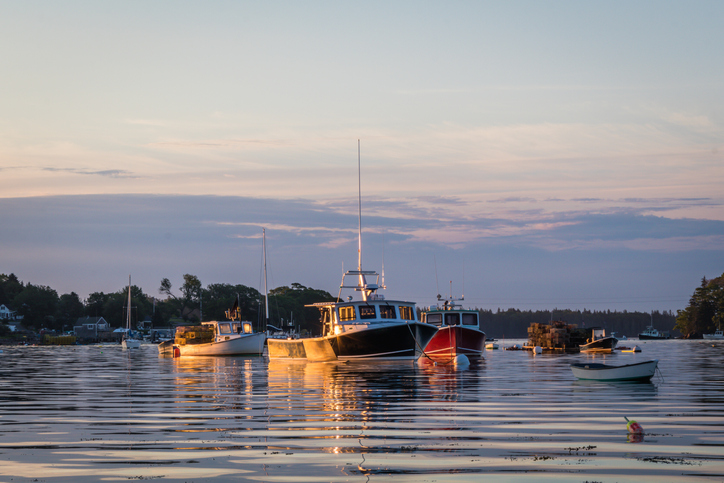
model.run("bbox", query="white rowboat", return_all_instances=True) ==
[570,360,658,382]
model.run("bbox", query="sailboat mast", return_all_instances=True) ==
[127,275,132,331]
[263,228,269,330]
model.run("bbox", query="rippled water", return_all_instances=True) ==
[0,339,722,482]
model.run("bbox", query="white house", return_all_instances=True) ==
[0,304,17,320]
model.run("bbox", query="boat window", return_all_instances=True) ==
[360,305,377,319]
[426,313,443,326]
[243,322,252,334]
[462,313,478,326]
[379,305,396,319]
[218,322,233,334]
[339,306,356,321]
[445,313,460,326]
[399,305,415,321]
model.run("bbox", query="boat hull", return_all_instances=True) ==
[268,322,438,361]
[122,338,141,349]
[638,334,670,340]
[579,336,618,353]
[424,326,486,359]
[570,360,658,382]
[703,331,724,340]
[171,333,266,356]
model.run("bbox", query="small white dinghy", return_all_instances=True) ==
[570,359,658,382]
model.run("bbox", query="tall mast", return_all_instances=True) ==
[127,275,132,331]
[357,139,362,272]
[263,228,269,329]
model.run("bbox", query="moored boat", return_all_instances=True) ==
[268,270,437,361]
[570,360,658,382]
[267,141,437,362]
[121,276,141,350]
[579,328,617,353]
[638,324,670,340]
[421,297,486,359]
[703,329,723,340]
[162,320,266,357]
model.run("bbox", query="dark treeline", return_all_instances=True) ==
[674,273,724,338]
[7,271,717,340]
[478,308,678,340]
[0,272,334,336]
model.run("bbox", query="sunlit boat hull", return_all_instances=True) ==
[424,326,486,359]
[570,359,658,382]
[579,336,617,353]
[162,333,266,356]
[268,322,437,361]
[122,338,141,350]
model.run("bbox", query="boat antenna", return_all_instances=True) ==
[434,255,441,300]
[462,256,465,301]
[380,232,386,290]
[357,139,362,272]
[263,228,269,331]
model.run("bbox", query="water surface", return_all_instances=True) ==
[0,339,722,482]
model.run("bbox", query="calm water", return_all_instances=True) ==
[0,339,722,482]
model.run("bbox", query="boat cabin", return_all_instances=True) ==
[202,320,254,341]
[422,310,479,328]
[309,296,418,337]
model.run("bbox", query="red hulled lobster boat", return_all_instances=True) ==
[422,296,486,360]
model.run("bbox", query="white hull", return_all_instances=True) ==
[176,332,266,356]
[570,359,658,381]
[122,338,141,349]
[703,331,723,340]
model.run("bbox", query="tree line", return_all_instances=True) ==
[6,271,721,339]
[674,273,724,338]
[0,272,334,335]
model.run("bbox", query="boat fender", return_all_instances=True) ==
[624,417,643,434]
[453,354,469,366]
[533,346,542,354]
[173,346,180,358]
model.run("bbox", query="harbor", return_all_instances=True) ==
[0,339,722,482]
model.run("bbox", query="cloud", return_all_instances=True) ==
[1,194,722,312]
[42,167,137,178]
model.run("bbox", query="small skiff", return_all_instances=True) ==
[570,359,658,382]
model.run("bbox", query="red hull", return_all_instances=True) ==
[424,326,486,358]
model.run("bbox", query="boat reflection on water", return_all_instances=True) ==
[166,356,267,412]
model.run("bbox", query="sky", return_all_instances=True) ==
[1,1,723,313]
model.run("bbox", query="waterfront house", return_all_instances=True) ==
[0,304,17,320]
[73,316,114,342]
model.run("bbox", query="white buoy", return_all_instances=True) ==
[454,354,470,366]
[533,346,543,354]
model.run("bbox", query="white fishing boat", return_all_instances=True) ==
[268,141,437,361]
[703,329,723,340]
[570,360,658,382]
[159,230,269,357]
[121,276,142,350]
[163,320,266,356]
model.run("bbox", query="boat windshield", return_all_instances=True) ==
[360,305,376,319]
[399,305,416,321]
[462,313,478,326]
[445,313,460,326]
[425,313,443,326]
[379,305,396,319]
[218,322,233,334]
